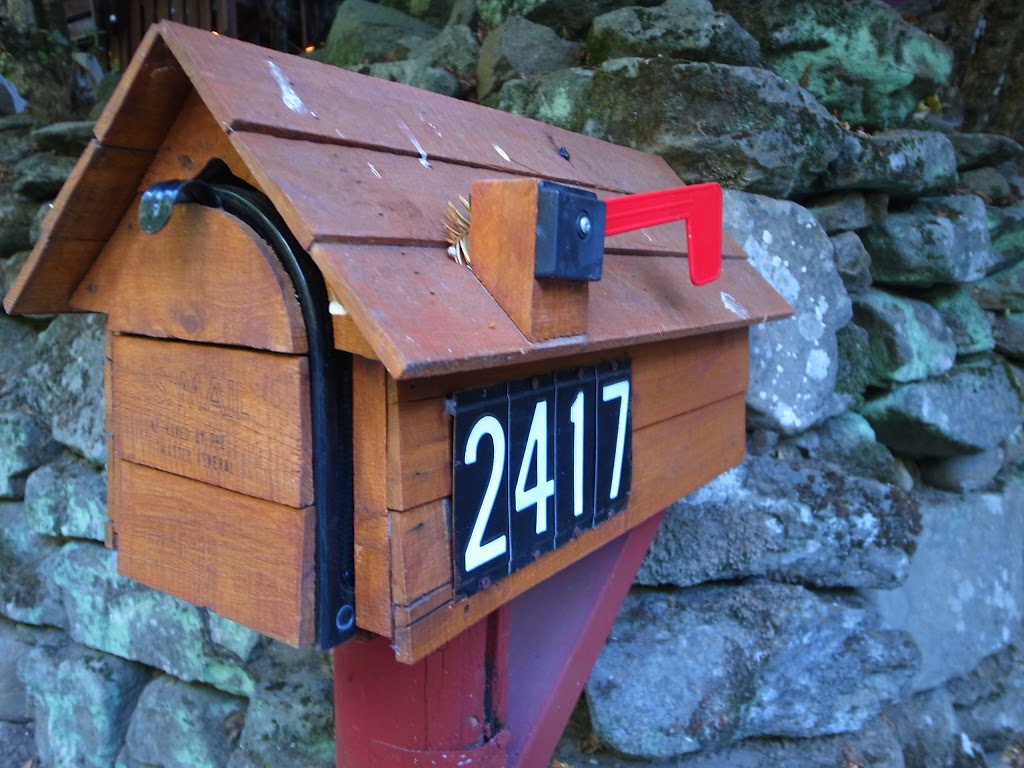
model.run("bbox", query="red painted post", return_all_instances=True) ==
[334,610,510,767]
[334,512,664,768]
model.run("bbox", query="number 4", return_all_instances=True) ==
[515,400,555,534]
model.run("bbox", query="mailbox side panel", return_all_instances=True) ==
[115,461,316,646]
[110,335,313,507]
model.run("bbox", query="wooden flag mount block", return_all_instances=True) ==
[466,178,727,343]
[467,178,592,343]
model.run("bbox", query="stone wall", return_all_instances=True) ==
[2,0,1023,766]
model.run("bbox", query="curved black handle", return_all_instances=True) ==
[139,176,357,649]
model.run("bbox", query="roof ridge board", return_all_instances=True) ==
[153,21,679,195]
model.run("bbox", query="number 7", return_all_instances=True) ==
[601,380,630,500]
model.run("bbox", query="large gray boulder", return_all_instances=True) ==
[724,191,852,434]
[948,630,1024,755]
[883,689,965,768]
[994,313,1024,360]
[477,17,581,100]
[970,259,1024,312]
[0,616,31,721]
[477,0,660,37]
[24,313,106,465]
[586,582,919,758]
[405,23,480,81]
[818,130,958,197]
[346,60,460,97]
[806,191,886,234]
[852,288,956,386]
[859,356,1021,458]
[714,0,953,129]
[828,231,872,294]
[0,502,66,628]
[0,196,36,256]
[924,286,995,356]
[637,454,920,589]
[587,0,760,66]
[319,0,438,68]
[555,715,904,767]
[0,408,59,499]
[24,452,106,541]
[11,152,76,201]
[228,643,335,768]
[582,59,845,197]
[861,195,995,287]
[495,67,594,130]
[0,722,34,766]
[19,642,150,768]
[863,479,1024,692]
[118,676,247,768]
[987,201,1024,271]
[950,133,1024,171]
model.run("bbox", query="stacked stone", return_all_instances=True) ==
[2,0,1024,766]
[0,123,337,765]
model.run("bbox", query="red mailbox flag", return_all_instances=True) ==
[605,182,724,286]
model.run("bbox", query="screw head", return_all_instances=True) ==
[577,213,592,239]
[335,604,355,633]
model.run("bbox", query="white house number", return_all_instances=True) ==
[451,362,632,596]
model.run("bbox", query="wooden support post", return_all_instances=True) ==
[334,512,665,768]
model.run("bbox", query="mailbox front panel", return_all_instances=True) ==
[353,328,750,662]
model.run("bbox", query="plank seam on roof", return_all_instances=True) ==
[226,121,634,196]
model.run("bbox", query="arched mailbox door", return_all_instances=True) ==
[3,21,792,666]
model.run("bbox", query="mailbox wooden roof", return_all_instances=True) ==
[4,21,790,379]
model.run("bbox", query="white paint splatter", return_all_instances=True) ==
[493,144,511,162]
[267,60,307,114]
[400,120,432,168]
[721,292,749,318]
[368,163,382,179]
[328,300,348,316]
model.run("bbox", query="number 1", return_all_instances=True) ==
[569,390,585,517]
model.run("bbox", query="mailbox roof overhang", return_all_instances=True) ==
[3,21,791,380]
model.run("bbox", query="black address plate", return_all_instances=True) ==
[452,361,632,597]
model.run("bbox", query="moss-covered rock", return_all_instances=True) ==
[715,0,953,129]
[19,642,150,768]
[582,58,844,197]
[51,542,256,697]
[860,356,1022,458]
[924,286,995,356]
[477,16,581,100]
[587,0,760,67]
[861,194,994,287]
[852,288,957,386]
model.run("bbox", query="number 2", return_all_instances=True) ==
[463,415,506,572]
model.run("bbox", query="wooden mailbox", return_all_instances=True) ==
[4,22,791,663]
